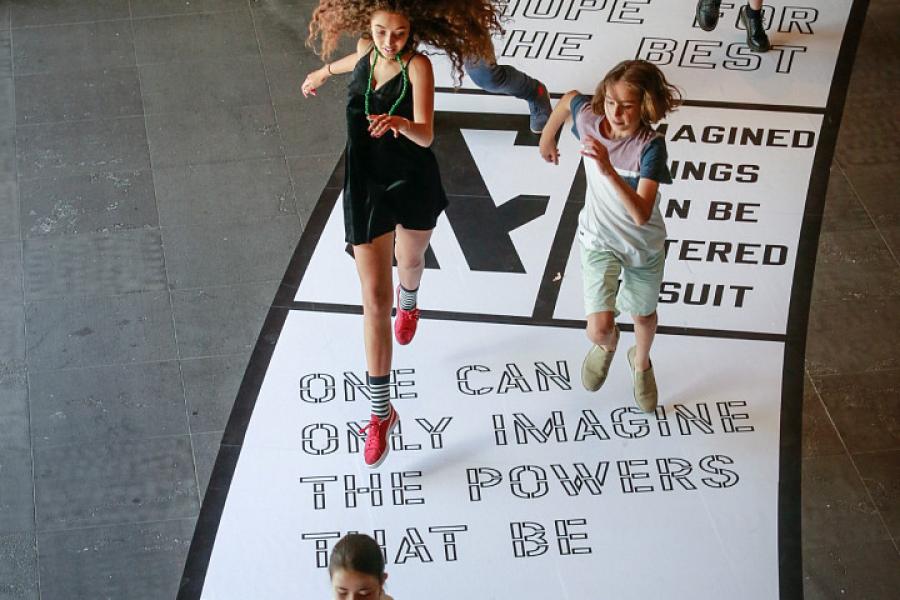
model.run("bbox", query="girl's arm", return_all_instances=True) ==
[581,138,658,225]
[301,38,371,97]
[367,54,435,147]
[539,90,578,164]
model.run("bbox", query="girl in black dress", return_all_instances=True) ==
[302,1,502,468]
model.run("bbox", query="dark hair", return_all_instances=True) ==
[329,533,385,579]
[592,60,682,125]
[308,0,503,84]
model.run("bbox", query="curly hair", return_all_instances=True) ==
[592,60,682,125]
[308,0,503,83]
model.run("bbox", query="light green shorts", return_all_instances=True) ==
[580,245,665,317]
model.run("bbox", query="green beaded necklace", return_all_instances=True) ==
[364,48,409,117]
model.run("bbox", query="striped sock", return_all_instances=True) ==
[398,285,418,310]
[367,373,391,419]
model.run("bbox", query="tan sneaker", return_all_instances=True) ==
[581,327,619,391]
[627,346,658,413]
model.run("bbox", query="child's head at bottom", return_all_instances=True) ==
[592,60,682,129]
[330,533,388,599]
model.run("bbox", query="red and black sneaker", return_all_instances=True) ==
[360,406,399,468]
[393,286,420,345]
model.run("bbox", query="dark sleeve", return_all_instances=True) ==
[639,137,673,184]
[569,94,592,140]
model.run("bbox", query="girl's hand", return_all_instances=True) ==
[368,114,409,138]
[539,138,560,165]
[301,67,329,97]
[580,137,613,174]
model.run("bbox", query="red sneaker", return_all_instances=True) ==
[393,286,420,345]
[360,406,399,468]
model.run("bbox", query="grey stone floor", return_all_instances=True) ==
[0,1,897,598]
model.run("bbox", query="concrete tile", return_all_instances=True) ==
[12,20,135,76]
[845,15,900,98]
[139,55,270,115]
[801,453,889,549]
[806,297,900,377]
[34,436,198,531]
[37,518,194,600]
[153,158,294,228]
[286,153,341,223]
[19,170,158,238]
[881,224,900,259]
[263,51,322,106]
[277,95,346,158]
[0,370,27,451]
[811,227,900,303]
[171,281,279,358]
[0,241,22,306]
[25,291,176,371]
[842,161,900,228]
[191,431,223,499]
[10,0,130,28]
[23,228,167,300]
[0,127,15,180]
[819,165,872,233]
[802,374,844,459]
[815,369,900,454]
[251,0,311,57]
[28,360,188,448]
[803,541,900,600]
[0,304,26,374]
[181,354,248,433]
[14,67,142,125]
[16,116,150,180]
[0,31,10,79]
[145,103,281,168]
[0,531,38,600]
[855,449,900,540]
[0,78,13,130]
[835,93,900,166]
[162,215,300,290]
[132,9,258,65]
[0,179,18,241]
[130,0,248,18]
[0,449,33,534]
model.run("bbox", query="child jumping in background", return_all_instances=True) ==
[302,1,503,468]
[329,533,394,600]
[696,0,771,53]
[539,60,681,413]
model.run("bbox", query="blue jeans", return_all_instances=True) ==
[463,59,540,101]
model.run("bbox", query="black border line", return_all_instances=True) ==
[180,4,870,596]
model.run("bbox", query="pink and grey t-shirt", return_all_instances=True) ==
[570,94,672,267]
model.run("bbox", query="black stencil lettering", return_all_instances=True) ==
[773,45,807,74]
[391,471,425,506]
[574,409,612,441]
[679,40,721,69]
[344,473,383,508]
[665,198,691,219]
[551,462,609,496]
[428,526,469,561]
[524,0,564,19]
[534,360,572,391]
[502,30,549,59]
[618,459,654,493]
[510,465,550,499]
[717,401,754,433]
[700,455,740,488]
[467,467,503,502]
[346,421,367,454]
[343,371,371,403]
[656,458,698,491]
[391,368,418,400]
[301,423,340,456]
[566,0,605,21]
[611,407,650,439]
[493,414,509,446]
[555,518,592,555]
[655,407,672,436]
[394,528,434,564]
[457,365,492,395]
[301,531,341,568]
[608,0,648,24]
[724,43,761,71]
[637,37,676,65]
[513,411,567,444]
[510,521,549,558]
[675,403,715,435]
[299,476,338,510]
[547,32,591,61]
[779,7,818,34]
[414,416,453,449]
[498,364,534,394]
[390,419,423,452]
[299,373,335,403]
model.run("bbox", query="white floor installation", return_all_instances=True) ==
[190,2,860,598]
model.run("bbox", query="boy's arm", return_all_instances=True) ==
[539,90,578,164]
[580,139,659,226]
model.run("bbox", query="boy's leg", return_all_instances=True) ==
[618,253,664,412]
[695,0,722,32]
[740,0,771,52]
[464,57,551,133]
[580,246,621,392]
[630,311,657,372]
